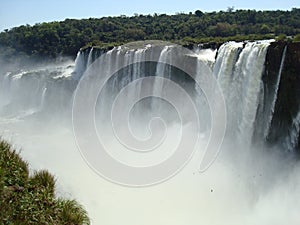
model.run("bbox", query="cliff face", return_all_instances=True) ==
[263,42,300,151]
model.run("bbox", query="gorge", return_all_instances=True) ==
[0,40,300,224]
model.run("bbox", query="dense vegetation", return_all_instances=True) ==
[0,139,90,225]
[0,8,300,57]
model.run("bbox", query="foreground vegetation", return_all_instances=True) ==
[0,139,90,225]
[0,8,300,57]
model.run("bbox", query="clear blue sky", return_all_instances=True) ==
[0,0,299,31]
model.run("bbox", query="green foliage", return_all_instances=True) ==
[195,10,204,17]
[260,24,271,34]
[293,34,300,42]
[29,170,56,198]
[0,8,300,57]
[0,139,90,225]
[0,141,29,187]
[276,34,287,42]
[57,199,91,225]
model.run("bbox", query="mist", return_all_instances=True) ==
[2,117,300,225]
[1,42,299,225]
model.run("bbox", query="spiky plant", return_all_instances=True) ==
[57,199,90,225]
[0,139,90,225]
[29,170,56,198]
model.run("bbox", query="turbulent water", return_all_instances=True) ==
[1,40,300,225]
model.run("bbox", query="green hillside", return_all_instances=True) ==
[0,8,299,57]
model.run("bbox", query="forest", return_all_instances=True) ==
[0,8,300,58]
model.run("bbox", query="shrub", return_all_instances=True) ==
[276,34,287,42]
[0,139,90,225]
[293,34,300,42]
[29,170,56,197]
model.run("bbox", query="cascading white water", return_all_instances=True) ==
[264,46,287,139]
[1,70,44,116]
[96,46,150,121]
[285,111,300,152]
[193,48,216,68]
[213,41,243,93]
[2,40,293,151]
[73,51,87,80]
[212,41,272,145]
[152,46,172,111]
[87,47,94,67]
[39,87,47,110]
[0,62,75,119]
[1,40,295,150]
[0,72,13,107]
[234,41,271,145]
[193,49,217,133]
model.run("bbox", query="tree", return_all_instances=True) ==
[260,24,271,34]
[1,8,299,57]
[195,10,204,17]
[227,6,235,13]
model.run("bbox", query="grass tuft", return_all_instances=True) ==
[0,139,90,225]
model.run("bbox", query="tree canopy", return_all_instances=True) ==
[0,8,300,57]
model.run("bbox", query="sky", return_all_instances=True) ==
[0,0,299,31]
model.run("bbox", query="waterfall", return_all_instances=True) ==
[39,87,47,111]
[212,40,272,145]
[264,45,287,139]
[194,49,216,133]
[2,40,299,151]
[93,46,151,124]
[130,48,147,109]
[213,42,243,80]
[2,40,300,225]
[235,41,271,145]
[0,72,13,107]
[212,42,244,133]
[87,47,94,67]
[285,111,300,152]
[152,46,172,110]
[193,48,216,68]
[0,62,75,118]
[72,51,87,80]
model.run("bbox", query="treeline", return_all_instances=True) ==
[0,8,300,57]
